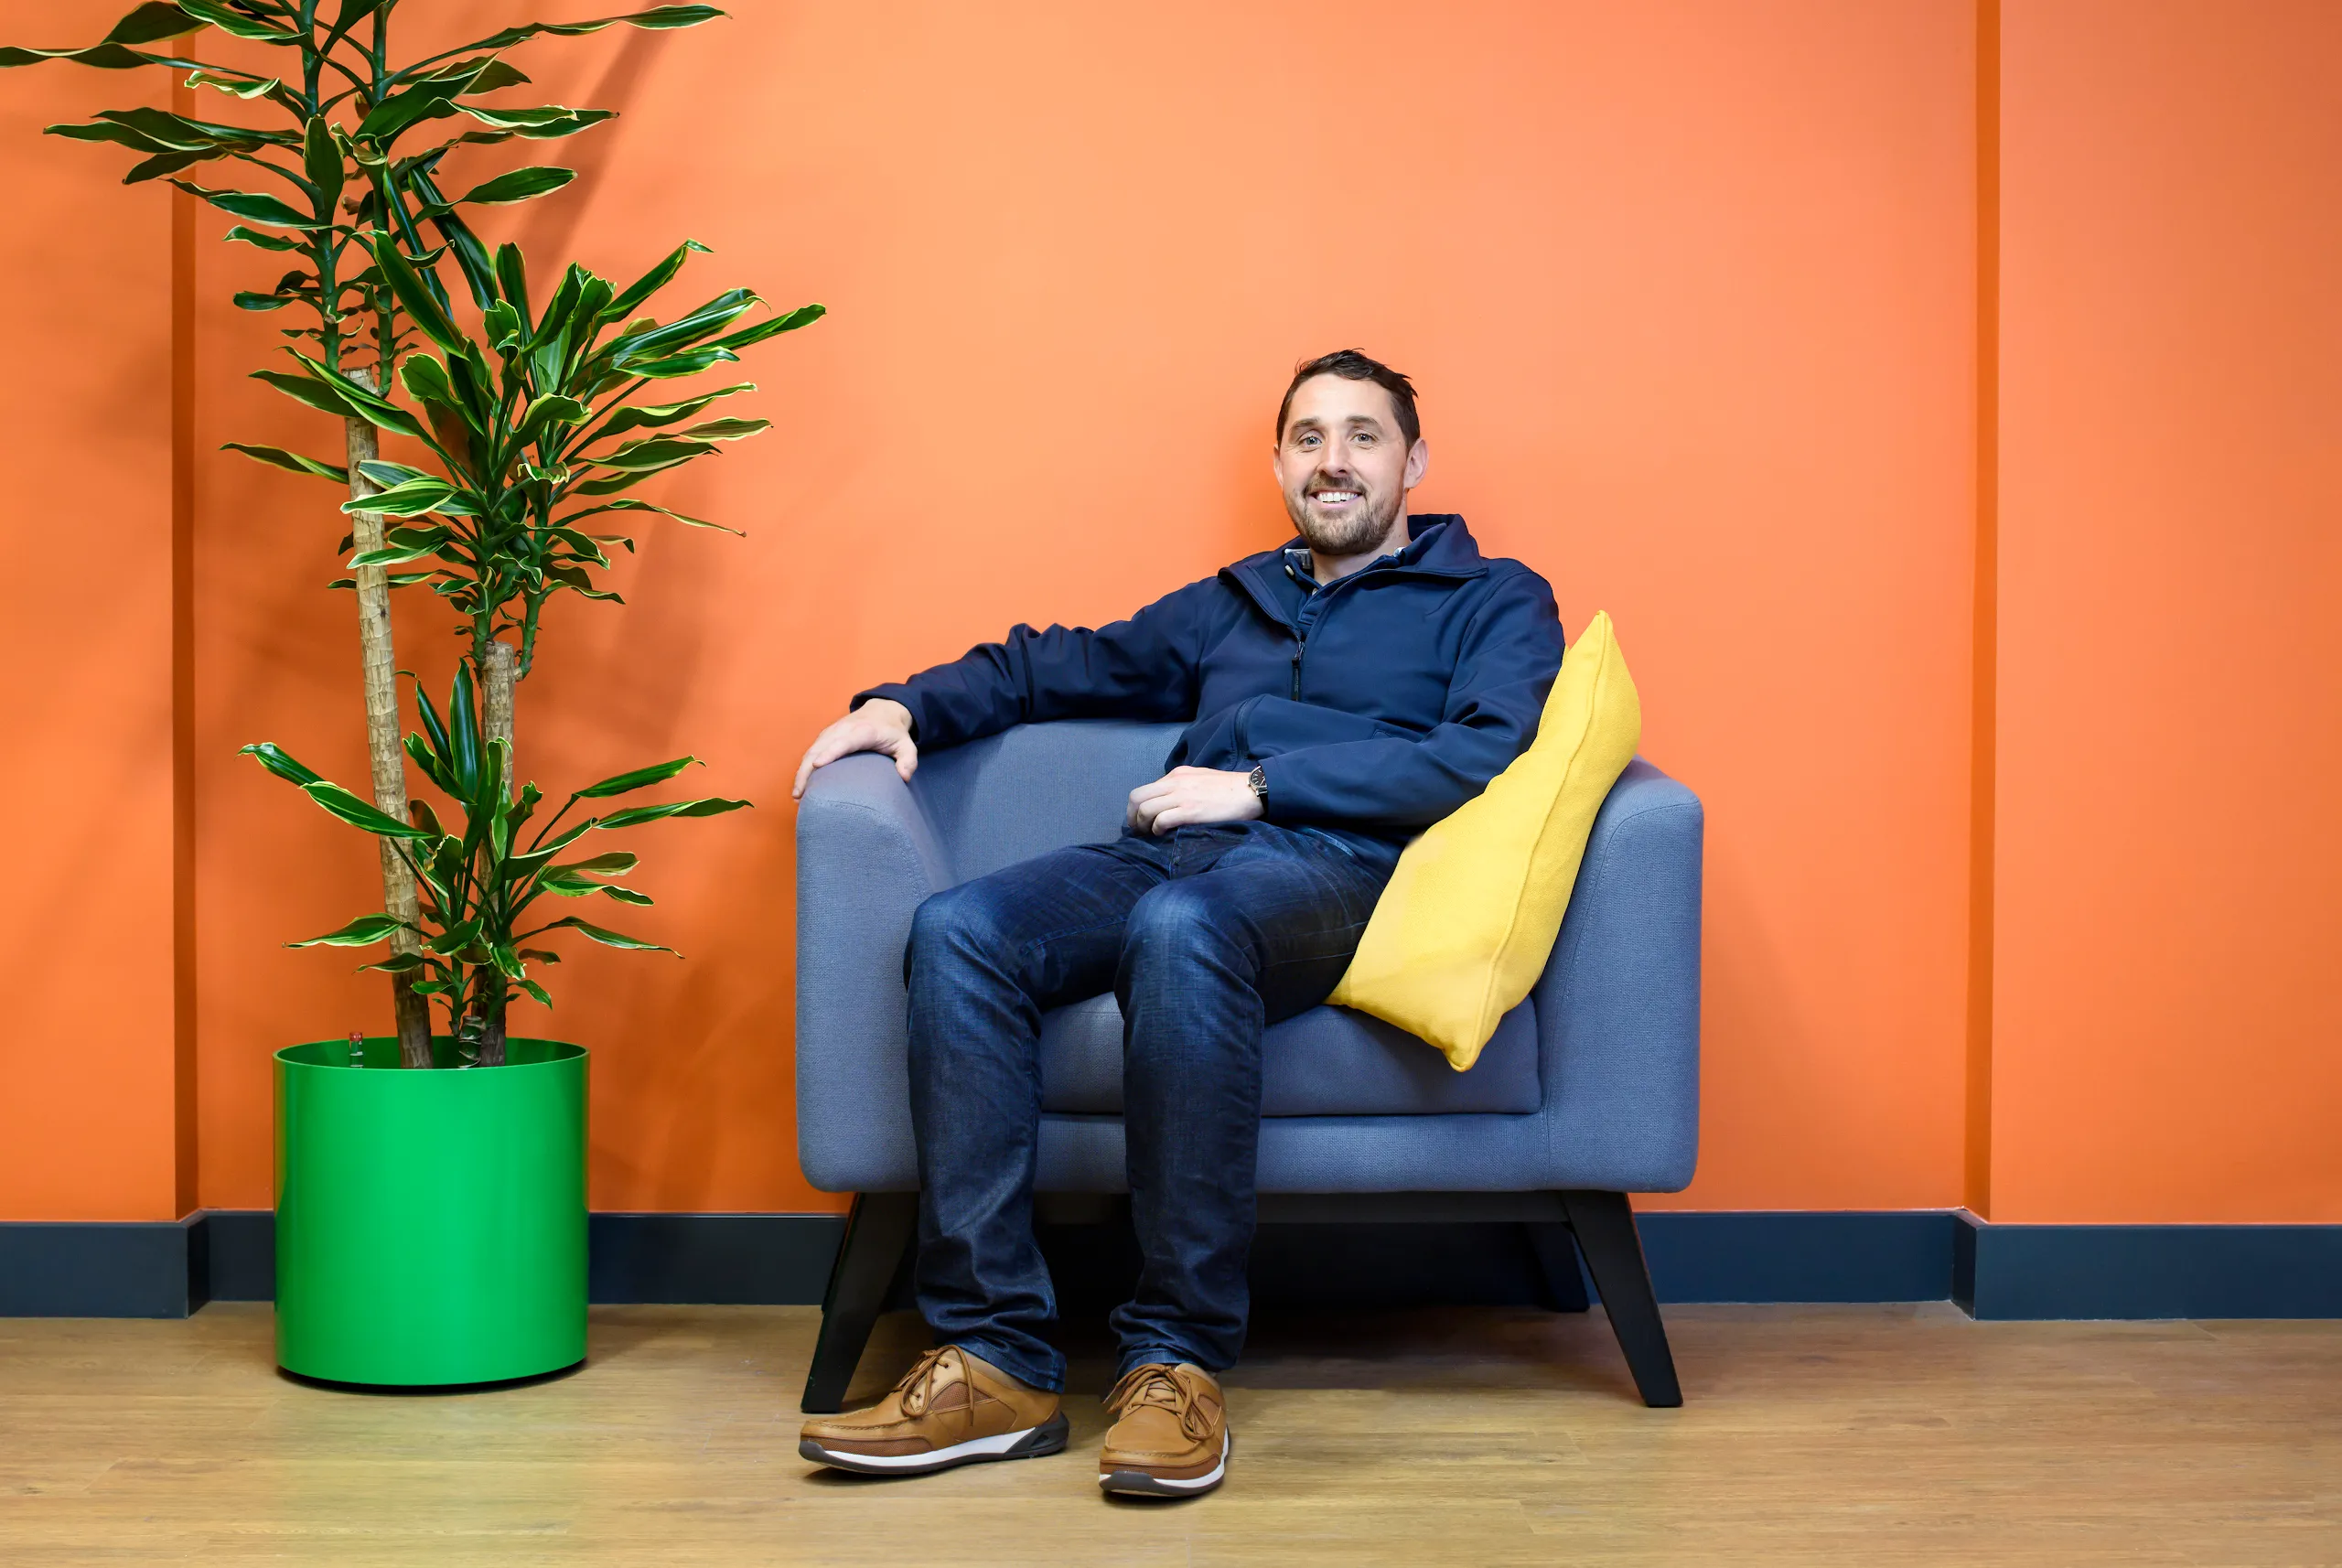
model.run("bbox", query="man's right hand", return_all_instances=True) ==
[791,698,919,799]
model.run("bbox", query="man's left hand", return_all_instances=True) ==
[1127,767,1262,835]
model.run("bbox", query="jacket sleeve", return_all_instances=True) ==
[853,576,1219,749]
[1258,569,1565,832]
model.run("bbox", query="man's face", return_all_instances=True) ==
[1273,374,1429,558]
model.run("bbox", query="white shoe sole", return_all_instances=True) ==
[800,1412,1069,1477]
[1099,1431,1230,1498]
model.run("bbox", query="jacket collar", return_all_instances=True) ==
[1222,513,1486,625]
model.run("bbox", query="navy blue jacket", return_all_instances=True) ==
[855,515,1565,839]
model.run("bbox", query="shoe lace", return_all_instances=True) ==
[1106,1363,1214,1443]
[891,1347,962,1417]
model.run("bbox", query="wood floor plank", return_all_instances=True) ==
[0,1301,2337,1565]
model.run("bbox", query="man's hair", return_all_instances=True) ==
[1274,349,1421,449]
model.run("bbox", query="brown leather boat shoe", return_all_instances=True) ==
[800,1345,1068,1477]
[1098,1362,1229,1498]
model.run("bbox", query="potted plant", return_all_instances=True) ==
[5,3,820,1385]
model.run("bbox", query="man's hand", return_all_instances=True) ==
[1127,766,1262,835]
[791,698,918,799]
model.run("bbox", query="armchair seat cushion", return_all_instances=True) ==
[1037,994,1543,1117]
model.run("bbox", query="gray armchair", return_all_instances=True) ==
[796,719,1703,1409]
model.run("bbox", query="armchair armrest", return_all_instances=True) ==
[1531,757,1703,1193]
[795,754,948,1192]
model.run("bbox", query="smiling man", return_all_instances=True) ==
[789,349,1563,1498]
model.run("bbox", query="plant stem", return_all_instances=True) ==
[478,637,518,1069]
[344,367,433,1069]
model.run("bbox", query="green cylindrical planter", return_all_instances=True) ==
[275,1036,587,1387]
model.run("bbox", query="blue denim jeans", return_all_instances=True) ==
[903,820,1401,1392]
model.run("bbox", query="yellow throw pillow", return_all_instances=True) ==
[1327,611,1642,1070]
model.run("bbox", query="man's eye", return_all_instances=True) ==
[1352,432,1375,445]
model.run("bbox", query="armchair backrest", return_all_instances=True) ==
[912,719,1185,882]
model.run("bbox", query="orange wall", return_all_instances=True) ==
[1991,0,2342,1222]
[0,1,180,1223]
[186,0,1980,1217]
[0,2,2329,1228]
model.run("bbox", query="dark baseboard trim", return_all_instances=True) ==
[5,1208,2337,1319]
[0,1219,200,1317]
[1638,1210,1961,1304]
[1959,1211,2342,1319]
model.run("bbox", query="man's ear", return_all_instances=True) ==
[1403,437,1430,489]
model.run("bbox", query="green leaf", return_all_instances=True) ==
[222,222,301,251]
[355,459,430,489]
[167,180,320,229]
[557,498,742,536]
[0,43,159,70]
[354,81,461,145]
[707,301,824,351]
[177,0,295,41]
[586,382,751,440]
[591,435,717,471]
[357,951,429,974]
[427,919,482,956]
[123,147,217,182]
[456,166,574,206]
[597,886,653,905]
[457,105,614,139]
[599,238,710,323]
[341,477,455,518]
[361,232,467,356]
[517,394,592,446]
[483,299,526,351]
[301,115,342,214]
[594,796,750,830]
[184,69,280,100]
[675,416,769,441]
[461,59,532,93]
[239,741,322,788]
[450,7,727,55]
[287,913,403,949]
[493,242,531,328]
[103,4,200,47]
[303,780,435,839]
[549,852,639,876]
[401,731,457,797]
[281,350,428,439]
[576,757,698,799]
[538,917,678,955]
[613,348,737,381]
[222,443,347,483]
[518,978,554,1008]
[253,368,364,421]
[608,287,757,363]
[399,352,461,410]
[447,664,482,800]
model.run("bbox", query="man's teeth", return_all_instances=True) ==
[1314,490,1359,503]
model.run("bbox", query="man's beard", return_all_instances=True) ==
[1286,484,1402,557]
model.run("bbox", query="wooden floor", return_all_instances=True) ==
[2,1302,2337,1566]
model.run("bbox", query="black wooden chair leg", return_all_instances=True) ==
[1524,1222,1591,1312]
[800,1191,919,1413]
[1559,1189,1682,1407]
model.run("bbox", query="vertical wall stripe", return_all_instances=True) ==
[1962,0,2002,1220]
[169,76,200,1221]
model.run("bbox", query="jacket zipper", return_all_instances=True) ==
[1290,633,1305,699]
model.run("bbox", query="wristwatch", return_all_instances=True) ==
[1247,764,1268,809]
